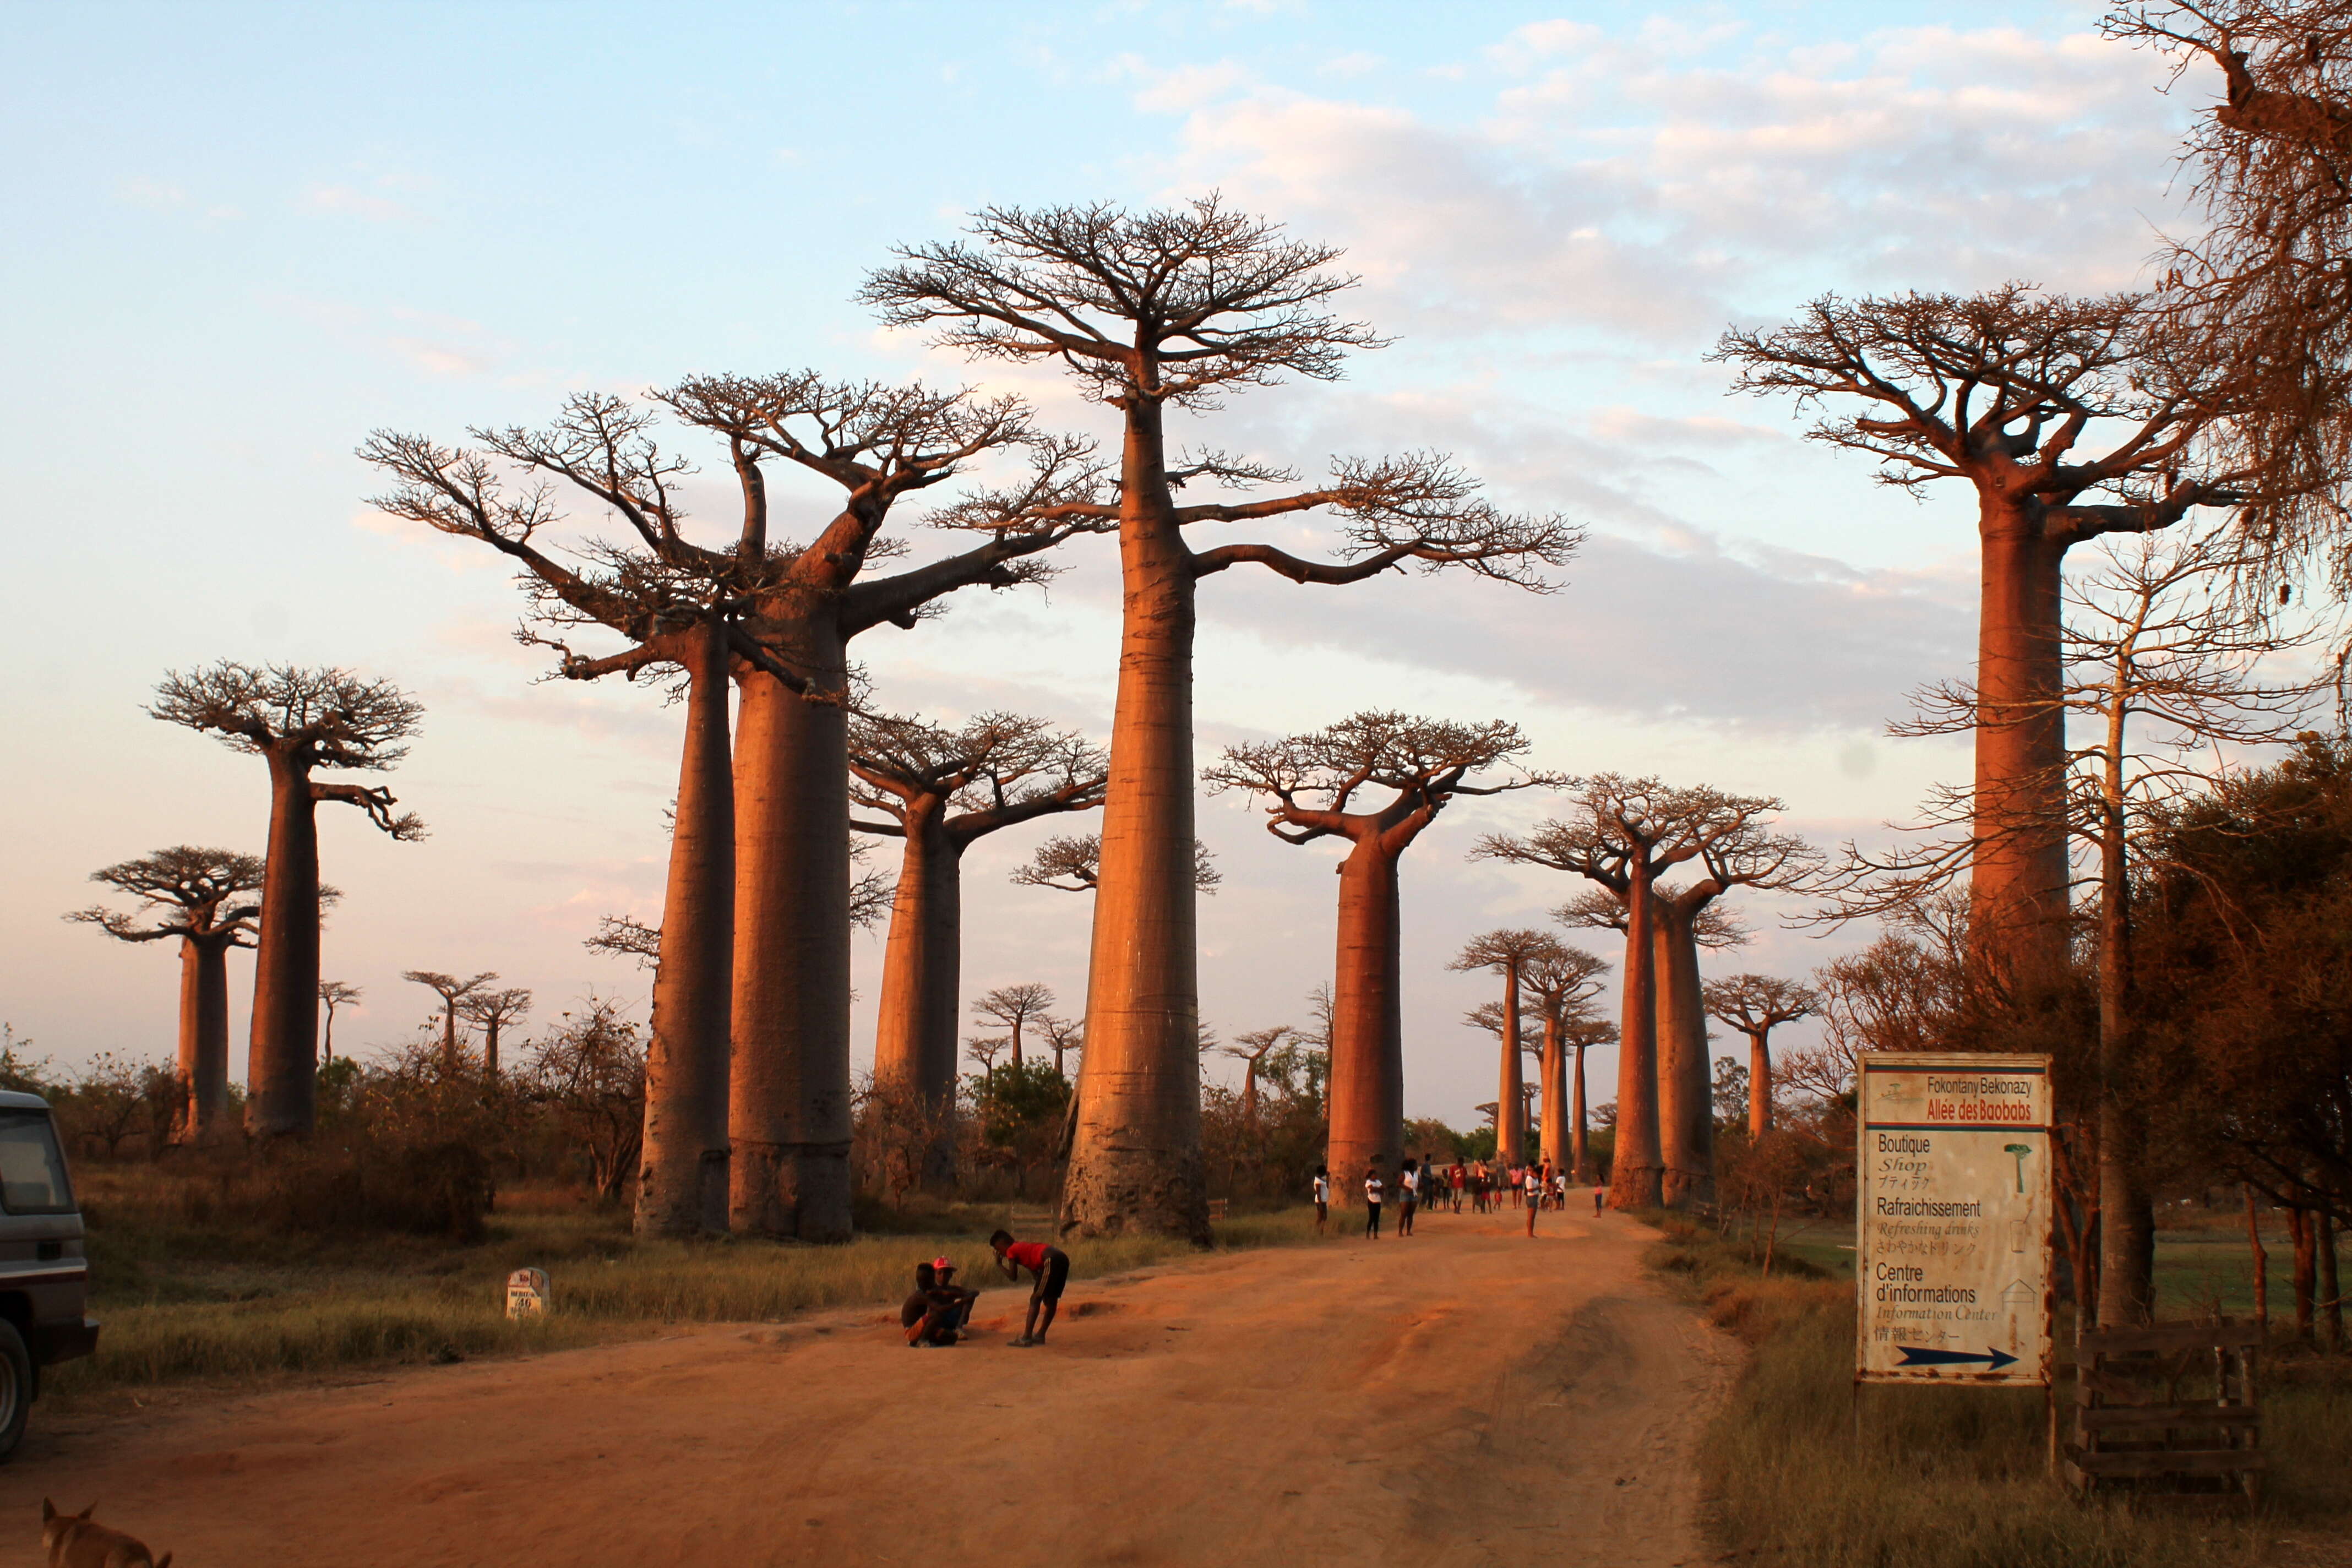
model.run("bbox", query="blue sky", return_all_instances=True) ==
[3,3,2220,1126]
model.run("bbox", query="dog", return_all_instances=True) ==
[41,1500,170,1568]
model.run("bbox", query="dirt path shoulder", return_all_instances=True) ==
[0,1205,1733,1567]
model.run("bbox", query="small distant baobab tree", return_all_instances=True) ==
[1221,1026,1298,1129]
[852,711,1105,1180]
[1712,288,2242,981]
[318,981,362,1061]
[1451,930,1568,1171]
[1520,944,1611,1175]
[67,846,263,1142]
[1209,712,1556,1203]
[405,971,497,1074]
[1012,833,1220,894]
[151,662,424,1137]
[1700,974,1818,1138]
[971,983,1058,1072]
[866,197,1582,1239]
[458,987,533,1080]
[1041,1014,1082,1079]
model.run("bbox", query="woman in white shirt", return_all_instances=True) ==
[1312,1166,1330,1235]
[1363,1163,1385,1239]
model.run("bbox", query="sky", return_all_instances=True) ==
[1,2,2229,1130]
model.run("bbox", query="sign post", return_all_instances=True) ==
[1856,1052,2052,1392]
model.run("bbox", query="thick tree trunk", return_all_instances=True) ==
[2247,1186,2271,1336]
[2094,783,2154,1326]
[1972,507,2072,981]
[870,799,961,1186]
[1610,869,1665,1209]
[1498,960,1525,1169]
[1538,1014,1566,1172]
[1747,1030,1772,1139]
[1571,1044,1592,1183]
[440,1007,461,1075]
[1654,905,1713,1209]
[176,935,233,1144]
[1063,402,1207,1242]
[731,618,854,1243]
[247,752,320,1137]
[2291,1206,2318,1343]
[1326,836,1403,1208]
[483,1020,502,1080]
[2324,1212,2344,1352]
[636,626,736,1237]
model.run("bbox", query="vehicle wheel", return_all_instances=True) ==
[0,1321,34,1460]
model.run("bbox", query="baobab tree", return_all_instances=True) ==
[405,971,497,1074]
[852,711,1105,1180]
[1209,713,1555,1202]
[1559,1015,1616,1183]
[1221,1026,1298,1129]
[1041,1014,1082,1079]
[1451,931,1567,1172]
[1868,527,2317,1324]
[318,981,361,1061]
[1700,974,1819,1137]
[151,662,424,1137]
[368,389,1089,1241]
[971,983,1059,1072]
[458,987,533,1080]
[1520,944,1611,1174]
[653,375,1108,1244]
[1012,834,1219,893]
[67,846,263,1142]
[1713,290,2243,982]
[866,197,1582,1239]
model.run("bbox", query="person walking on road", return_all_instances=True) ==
[1450,1161,1466,1213]
[1313,1166,1330,1236]
[1398,1159,1419,1237]
[1524,1164,1542,1237]
[1364,1162,1385,1240]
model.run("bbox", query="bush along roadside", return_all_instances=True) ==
[1644,1213,2328,1568]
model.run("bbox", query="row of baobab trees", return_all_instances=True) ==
[64,84,2352,1283]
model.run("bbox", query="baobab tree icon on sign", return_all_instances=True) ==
[2004,1144,2032,1194]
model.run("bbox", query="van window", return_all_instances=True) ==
[0,1113,74,1215]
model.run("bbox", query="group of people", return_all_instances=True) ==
[1310,1155,1599,1240]
[898,1231,1071,1348]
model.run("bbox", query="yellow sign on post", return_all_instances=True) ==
[506,1267,550,1321]
[1856,1052,2052,1387]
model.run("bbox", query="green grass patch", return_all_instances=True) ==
[1649,1213,2352,1567]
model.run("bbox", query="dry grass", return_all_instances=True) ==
[54,1167,1322,1403]
[1650,1214,2352,1568]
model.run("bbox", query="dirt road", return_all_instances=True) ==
[0,1205,1733,1567]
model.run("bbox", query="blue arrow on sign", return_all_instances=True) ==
[1896,1346,2018,1370]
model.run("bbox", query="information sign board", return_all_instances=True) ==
[1856,1052,2051,1386]
[506,1266,550,1321]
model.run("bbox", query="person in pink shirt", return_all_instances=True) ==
[989,1229,1070,1347]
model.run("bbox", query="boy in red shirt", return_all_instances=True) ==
[989,1229,1071,1347]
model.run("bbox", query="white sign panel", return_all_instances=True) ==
[506,1267,550,1321]
[1856,1052,2051,1386]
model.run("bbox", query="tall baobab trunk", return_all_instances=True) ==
[731,619,854,1243]
[1611,868,1665,1209]
[1537,1011,1566,1172]
[1327,836,1404,1207]
[1065,405,1207,1242]
[1745,1030,1773,1137]
[1497,960,1525,1168]
[1974,513,2073,981]
[1654,904,1714,1209]
[176,934,235,1142]
[2093,725,2154,1326]
[1571,1041,1592,1183]
[638,623,736,1236]
[249,752,323,1137]
[870,798,961,1186]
